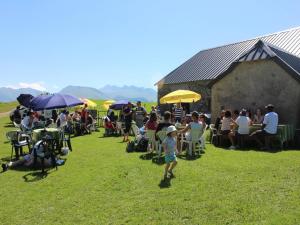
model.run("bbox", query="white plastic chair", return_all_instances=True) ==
[146,130,156,152]
[131,123,140,139]
[155,129,167,157]
[181,128,203,156]
[116,122,124,135]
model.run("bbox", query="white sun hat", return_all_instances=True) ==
[166,125,177,135]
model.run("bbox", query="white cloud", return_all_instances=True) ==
[6,82,47,91]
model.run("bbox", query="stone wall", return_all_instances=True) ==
[157,80,211,113]
[211,59,300,128]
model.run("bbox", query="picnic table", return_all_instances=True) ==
[249,124,295,148]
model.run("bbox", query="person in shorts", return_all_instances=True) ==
[162,126,178,179]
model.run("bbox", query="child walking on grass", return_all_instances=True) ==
[162,125,178,179]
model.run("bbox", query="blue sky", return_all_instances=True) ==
[0,0,299,92]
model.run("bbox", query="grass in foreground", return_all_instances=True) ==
[0,101,18,113]
[0,116,299,225]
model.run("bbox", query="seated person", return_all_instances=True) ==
[253,108,264,124]
[2,135,57,172]
[104,117,116,135]
[145,112,158,131]
[21,111,34,131]
[250,104,278,150]
[214,110,225,131]
[13,106,22,124]
[220,110,236,149]
[155,111,173,136]
[234,109,252,135]
[179,111,204,141]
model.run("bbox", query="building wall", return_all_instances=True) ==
[157,80,211,113]
[211,59,300,128]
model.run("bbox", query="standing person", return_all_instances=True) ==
[135,101,147,128]
[21,111,34,132]
[123,102,133,142]
[214,110,225,131]
[51,110,58,123]
[250,104,278,150]
[162,126,178,180]
[13,106,22,124]
[81,104,88,130]
[174,103,183,123]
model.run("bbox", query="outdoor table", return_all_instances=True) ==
[32,128,62,147]
[249,124,295,148]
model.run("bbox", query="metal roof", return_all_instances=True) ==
[157,27,300,85]
[208,41,300,87]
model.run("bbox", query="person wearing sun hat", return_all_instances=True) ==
[162,125,178,179]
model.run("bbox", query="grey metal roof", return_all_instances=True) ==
[208,41,300,87]
[157,27,300,85]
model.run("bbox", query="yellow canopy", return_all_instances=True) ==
[103,100,115,110]
[160,90,201,104]
[80,98,97,108]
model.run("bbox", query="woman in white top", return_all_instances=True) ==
[220,110,236,149]
[180,111,204,141]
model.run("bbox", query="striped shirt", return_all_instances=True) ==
[174,107,183,119]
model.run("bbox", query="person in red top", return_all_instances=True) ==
[145,112,158,131]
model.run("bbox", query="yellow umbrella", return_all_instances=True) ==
[160,90,201,104]
[80,98,97,108]
[103,100,115,110]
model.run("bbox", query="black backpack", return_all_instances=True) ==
[126,141,136,153]
[135,137,149,152]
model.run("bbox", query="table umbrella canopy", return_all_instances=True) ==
[30,94,83,111]
[79,98,97,108]
[103,100,115,110]
[17,94,34,108]
[160,90,201,104]
[109,100,136,110]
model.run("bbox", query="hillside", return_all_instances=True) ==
[59,85,108,99]
[0,87,42,102]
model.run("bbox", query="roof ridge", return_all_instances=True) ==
[199,26,300,53]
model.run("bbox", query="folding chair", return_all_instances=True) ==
[146,130,156,152]
[6,130,31,160]
[155,129,167,158]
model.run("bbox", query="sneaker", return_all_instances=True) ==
[229,145,236,150]
[168,170,175,178]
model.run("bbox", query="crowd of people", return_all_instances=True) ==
[11,103,96,136]
[214,104,279,150]
[8,100,280,179]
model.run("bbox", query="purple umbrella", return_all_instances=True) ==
[17,94,34,108]
[109,100,136,110]
[30,93,83,111]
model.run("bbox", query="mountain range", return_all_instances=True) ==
[0,85,157,102]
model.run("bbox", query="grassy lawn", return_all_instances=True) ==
[0,114,300,224]
[0,101,18,113]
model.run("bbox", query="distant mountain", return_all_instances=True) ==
[59,85,108,99]
[99,85,157,102]
[0,87,42,102]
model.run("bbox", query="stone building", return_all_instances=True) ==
[155,27,300,129]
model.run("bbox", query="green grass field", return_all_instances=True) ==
[0,101,18,113]
[0,104,300,224]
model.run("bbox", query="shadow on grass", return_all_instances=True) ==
[159,178,171,188]
[177,154,202,161]
[23,171,48,182]
[139,152,155,160]
[4,123,15,128]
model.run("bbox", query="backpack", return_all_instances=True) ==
[135,137,149,152]
[126,140,136,153]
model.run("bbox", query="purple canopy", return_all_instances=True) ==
[17,94,34,108]
[30,94,83,111]
[109,100,136,110]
